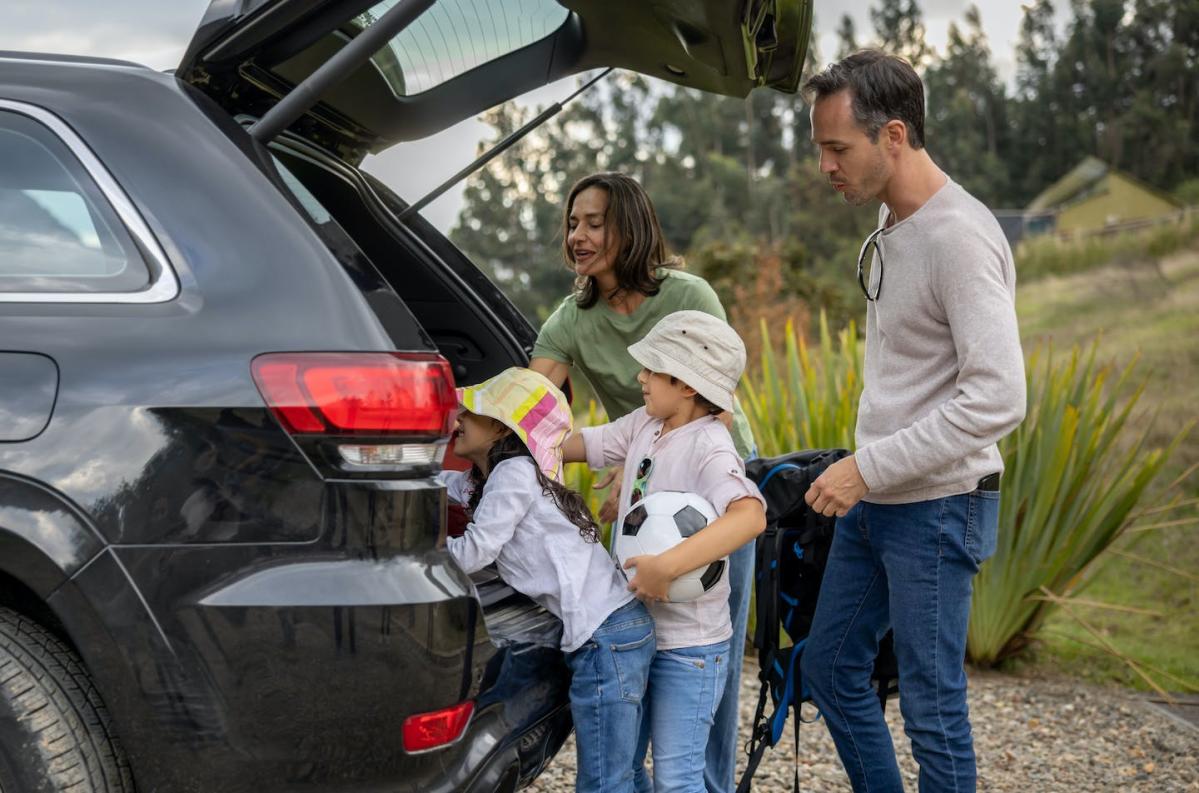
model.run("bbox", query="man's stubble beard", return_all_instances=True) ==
[842,148,890,207]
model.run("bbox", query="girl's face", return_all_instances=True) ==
[452,410,509,464]
[636,368,692,420]
[567,186,621,281]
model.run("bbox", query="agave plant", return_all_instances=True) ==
[967,344,1191,668]
[740,311,861,455]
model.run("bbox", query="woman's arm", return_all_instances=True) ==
[529,357,571,388]
[623,497,766,601]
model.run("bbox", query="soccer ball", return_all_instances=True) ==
[614,491,727,603]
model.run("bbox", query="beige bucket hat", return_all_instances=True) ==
[627,310,746,412]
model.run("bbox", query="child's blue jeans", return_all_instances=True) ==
[565,599,656,793]
[632,640,731,793]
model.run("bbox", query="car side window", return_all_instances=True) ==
[0,109,150,293]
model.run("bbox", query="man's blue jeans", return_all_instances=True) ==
[632,640,731,793]
[566,599,656,793]
[801,490,999,793]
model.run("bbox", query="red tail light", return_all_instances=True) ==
[402,700,474,753]
[251,353,456,437]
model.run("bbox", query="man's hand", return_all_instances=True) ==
[594,467,623,524]
[805,455,869,517]
[623,554,672,602]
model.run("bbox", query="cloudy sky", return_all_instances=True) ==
[1,0,1059,232]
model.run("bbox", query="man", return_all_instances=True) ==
[800,50,1026,792]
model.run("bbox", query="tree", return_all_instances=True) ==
[870,0,931,68]
[836,14,859,59]
[924,6,1011,204]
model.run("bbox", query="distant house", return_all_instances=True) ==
[1026,156,1181,236]
[992,208,1055,246]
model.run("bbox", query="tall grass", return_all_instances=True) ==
[1016,214,1199,281]
[563,400,614,548]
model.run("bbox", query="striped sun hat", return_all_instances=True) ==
[456,368,572,482]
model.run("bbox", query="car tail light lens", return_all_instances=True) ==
[251,353,457,437]
[402,700,474,753]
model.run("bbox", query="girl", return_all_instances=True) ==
[439,366,654,793]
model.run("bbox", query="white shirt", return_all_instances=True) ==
[440,457,633,653]
[581,408,765,651]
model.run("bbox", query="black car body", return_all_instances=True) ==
[0,2,810,791]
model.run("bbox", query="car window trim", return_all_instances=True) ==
[0,99,180,304]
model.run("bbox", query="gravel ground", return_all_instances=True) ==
[526,664,1199,792]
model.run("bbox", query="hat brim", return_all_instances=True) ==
[452,383,566,483]
[628,339,735,412]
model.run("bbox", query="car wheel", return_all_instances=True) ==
[0,607,134,792]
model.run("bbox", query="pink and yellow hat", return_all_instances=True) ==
[456,368,572,482]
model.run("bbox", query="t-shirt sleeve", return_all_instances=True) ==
[531,297,576,365]
[580,408,643,470]
[694,448,766,515]
[678,275,729,322]
[446,459,536,573]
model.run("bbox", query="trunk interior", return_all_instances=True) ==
[268,137,565,649]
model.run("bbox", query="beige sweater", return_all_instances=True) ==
[854,178,1027,504]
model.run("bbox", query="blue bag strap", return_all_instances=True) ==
[757,462,805,492]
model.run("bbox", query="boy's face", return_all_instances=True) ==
[637,368,694,419]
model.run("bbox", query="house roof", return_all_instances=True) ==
[1028,156,1182,212]
[1028,156,1109,211]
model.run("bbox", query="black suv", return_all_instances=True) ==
[0,2,809,791]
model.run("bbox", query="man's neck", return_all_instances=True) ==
[877,149,947,224]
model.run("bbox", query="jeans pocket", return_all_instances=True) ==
[709,652,726,720]
[965,490,1000,565]
[610,629,654,704]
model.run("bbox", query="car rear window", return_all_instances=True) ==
[0,109,149,293]
[352,0,570,96]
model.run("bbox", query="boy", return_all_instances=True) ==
[563,310,766,793]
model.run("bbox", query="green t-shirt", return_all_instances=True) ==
[532,269,756,458]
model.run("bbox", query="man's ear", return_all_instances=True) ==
[884,119,907,151]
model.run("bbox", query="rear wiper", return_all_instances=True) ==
[398,68,612,222]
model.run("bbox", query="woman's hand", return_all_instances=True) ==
[594,467,623,524]
[623,553,671,602]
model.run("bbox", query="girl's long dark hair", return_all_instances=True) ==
[468,432,600,544]
[563,172,681,309]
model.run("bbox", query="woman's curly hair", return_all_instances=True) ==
[467,431,600,544]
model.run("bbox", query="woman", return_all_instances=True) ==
[529,171,754,793]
